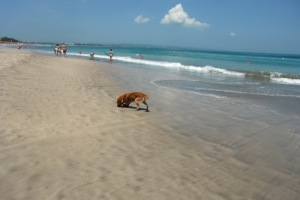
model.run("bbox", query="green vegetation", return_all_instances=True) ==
[1,37,19,42]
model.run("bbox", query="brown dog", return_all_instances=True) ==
[117,92,150,111]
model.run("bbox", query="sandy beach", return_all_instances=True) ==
[0,48,299,200]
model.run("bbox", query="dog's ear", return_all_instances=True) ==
[122,93,129,103]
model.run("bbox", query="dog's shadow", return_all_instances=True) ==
[121,105,150,112]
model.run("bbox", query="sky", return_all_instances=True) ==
[1,0,300,54]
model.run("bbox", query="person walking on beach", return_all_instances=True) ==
[109,49,113,61]
[62,43,67,58]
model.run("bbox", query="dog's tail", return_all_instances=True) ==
[144,93,150,99]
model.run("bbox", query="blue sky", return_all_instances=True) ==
[1,0,299,54]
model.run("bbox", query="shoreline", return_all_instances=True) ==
[1,48,299,199]
[2,43,300,57]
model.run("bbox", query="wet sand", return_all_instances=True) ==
[0,48,299,200]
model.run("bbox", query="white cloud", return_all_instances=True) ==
[161,4,209,29]
[135,15,151,23]
[230,32,236,36]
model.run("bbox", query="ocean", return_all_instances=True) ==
[2,43,300,115]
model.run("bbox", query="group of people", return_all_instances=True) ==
[54,43,67,58]
[53,46,141,62]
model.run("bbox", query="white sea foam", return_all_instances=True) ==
[199,66,244,76]
[270,72,283,77]
[28,44,52,47]
[271,77,300,85]
[112,56,245,76]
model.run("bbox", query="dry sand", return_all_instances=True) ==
[0,48,299,200]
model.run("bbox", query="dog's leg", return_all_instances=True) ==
[142,101,149,111]
[135,102,140,111]
[135,97,142,111]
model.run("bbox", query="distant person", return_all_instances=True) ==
[62,43,67,58]
[79,50,82,54]
[89,53,94,60]
[58,45,62,57]
[55,44,59,57]
[17,44,22,50]
[138,53,143,59]
[109,49,113,61]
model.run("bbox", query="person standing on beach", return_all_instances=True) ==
[62,43,67,58]
[58,45,62,57]
[109,49,113,61]
[55,44,59,57]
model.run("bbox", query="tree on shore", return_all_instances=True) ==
[1,37,19,42]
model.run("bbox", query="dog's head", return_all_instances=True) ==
[117,94,124,107]
[117,93,130,107]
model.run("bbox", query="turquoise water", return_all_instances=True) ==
[2,43,300,114]
[11,43,300,79]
